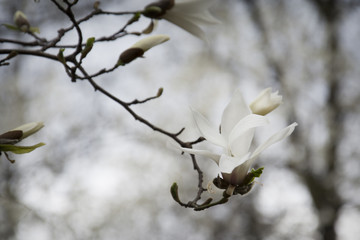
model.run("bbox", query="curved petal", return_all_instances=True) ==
[228,114,269,157]
[192,109,227,148]
[167,141,221,164]
[251,122,298,160]
[221,89,251,139]
[172,0,220,25]
[163,13,206,40]
[229,129,255,158]
[178,146,221,165]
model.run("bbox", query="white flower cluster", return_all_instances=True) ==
[179,88,297,195]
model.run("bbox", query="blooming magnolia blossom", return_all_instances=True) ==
[179,89,297,195]
[143,0,220,41]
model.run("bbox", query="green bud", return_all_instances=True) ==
[170,182,181,203]
[14,11,30,32]
[127,12,141,25]
[156,88,163,97]
[81,37,95,59]
[57,48,66,64]
[93,1,100,10]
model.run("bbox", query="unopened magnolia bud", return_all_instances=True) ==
[81,37,95,59]
[119,48,144,64]
[250,88,282,115]
[12,122,44,140]
[93,1,100,10]
[127,12,141,25]
[0,130,23,144]
[118,35,169,64]
[143,0,175,19]
[156,87,164,97]
[57,48,66,64]
[131,34,169,51]
[14,11,30,31]
[170,182,181,203]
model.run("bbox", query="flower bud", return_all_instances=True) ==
[14,11,30,31]
[12,122,44,140]
[131,34,170,51]
[0,130,23,144]
[119,48,144,64]
[249,88,282,115]
[118,35,169,64]
[143,0,175,19]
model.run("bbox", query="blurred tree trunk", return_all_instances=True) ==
[306,1,342,239]
[242,0,348,239]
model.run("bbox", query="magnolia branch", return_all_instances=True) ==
[0,0,216,210]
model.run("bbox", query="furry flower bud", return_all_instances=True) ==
[118,35,169,64]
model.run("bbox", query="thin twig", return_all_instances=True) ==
[0,0,214,210]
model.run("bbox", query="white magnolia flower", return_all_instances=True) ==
[119,34,170,64]
[178,89,297,195]
[143,0,220,41]
[219,122,297,194]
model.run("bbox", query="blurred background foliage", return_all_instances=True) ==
[1,0,360,239]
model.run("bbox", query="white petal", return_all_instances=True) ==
[163,12,206,40]
[167,141,221,164]
[229,129,255,158]
[228,114,269,157]
[179,147,221,165]
[221,89,251,139]
[166,142,220,165]
[192,109,227,148]
[172,0,220,25]
[251,122,298,159]
[219,153,250,174]
[228,114,269,145]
